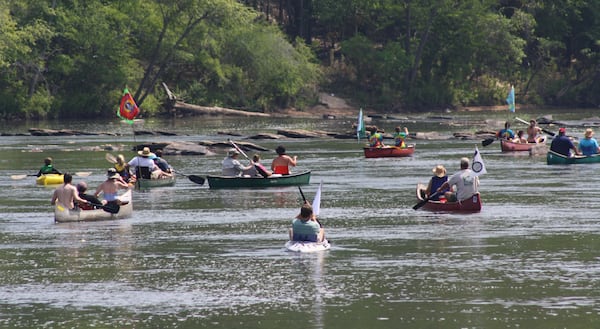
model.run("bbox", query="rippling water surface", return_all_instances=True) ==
[1,110,600,328]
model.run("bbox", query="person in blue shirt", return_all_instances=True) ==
[289,202,324,242]
[496,121,515,140]
[550,127,580,157]
[425,165,449,201]
[578,128,600,156]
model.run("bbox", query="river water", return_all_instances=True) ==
[1,109,600,328]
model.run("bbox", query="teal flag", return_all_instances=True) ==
[506,86,515,113]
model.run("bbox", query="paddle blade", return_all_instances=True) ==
[102,203,120,214]
[188,175,205,185]
[412,191,440,210]
[105,153,117,164]
[10,175,27,180]
[482,138,495,147]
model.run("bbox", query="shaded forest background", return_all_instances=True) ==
[0,0,599,120]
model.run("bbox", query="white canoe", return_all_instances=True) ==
[285,239,331,253]
[54,189,133,223]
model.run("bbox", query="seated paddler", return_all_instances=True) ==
[289,202,325,243]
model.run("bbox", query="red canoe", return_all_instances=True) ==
[364,144,415,158]
[500,138,547,153]
[415,183,482,212]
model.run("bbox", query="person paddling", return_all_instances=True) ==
[271,145,297,175]
[37,157,61,177]
[289,202,325,242]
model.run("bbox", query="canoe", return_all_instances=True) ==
[206,170,311,189]
[415,183,482,213]
[135,176,176,189]
[36,174,64,185]
[500,138,547,153]
[285,239,330,252]
[546,149,600,165]
[363,144,415,158]
[54,189,133,223]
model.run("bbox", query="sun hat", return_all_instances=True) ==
[432,165,446,178]
[585,128,594,138]
[138,147,155,157]
[228,148,240,157]
[109,173,121,179]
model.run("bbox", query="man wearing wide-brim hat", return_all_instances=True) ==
[222,148,254,176]
[128,147,160,179]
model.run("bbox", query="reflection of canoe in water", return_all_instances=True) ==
[206,171,311,189]
[36,174,64,185]
[285,239,331,253]
[54,190,133,223]
[135,176,176,189]
[415,183,482,213]
[500,138,547,153]
[363,145,415,158]
[546,150,600,165]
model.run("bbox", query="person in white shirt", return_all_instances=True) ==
[436,157,479,202]
[222,148,253,176]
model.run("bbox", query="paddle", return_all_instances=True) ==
[105,153,117,164]
[11,171,91,180]
[188,175,205,185]
[298,186,323,227]
[413,191,441,210]
[515,117,555,137]
[88,202,120,214]
[482,138,495,147]
[10,174,37,180]
[229,139,251,161]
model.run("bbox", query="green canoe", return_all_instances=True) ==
[546,150,600,165]
[206,171,311,189]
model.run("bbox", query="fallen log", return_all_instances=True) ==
[173,101,270,117]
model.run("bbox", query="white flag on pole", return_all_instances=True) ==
[472,146,487,176]
[312,181,322,216]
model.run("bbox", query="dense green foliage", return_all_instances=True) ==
[247,0,600,111]
[0,0,320,119]
[1,0,599,119]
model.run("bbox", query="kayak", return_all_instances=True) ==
[206,171,311,189]
[500,138,547,153]
[36,174,64,185]
[415,183,482,213]
[363,144,415,158]
[54,189,133,223]
[285,239,331,253]
[546,149,600,165]
[135,176,176,189]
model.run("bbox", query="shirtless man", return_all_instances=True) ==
[271,145,297,175]
[51,173,87,209]
[94,172,130,206]
[527,119,544,143]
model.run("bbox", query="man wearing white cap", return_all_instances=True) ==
[222,148,254,176]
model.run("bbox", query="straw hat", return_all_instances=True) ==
[137,147,155,157]
[432,165,446,178]
[108,173,121,179]
[585,128,594,138]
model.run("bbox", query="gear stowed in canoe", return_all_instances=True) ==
[363,144,415,158]
[54,189,133,223]
[414,183,482,213]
